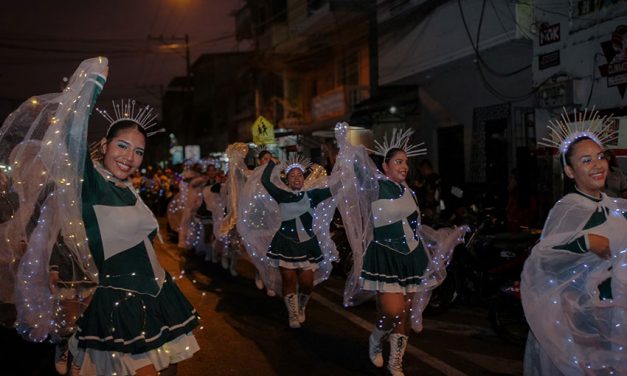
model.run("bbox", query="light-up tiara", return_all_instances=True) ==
[97,99,159,136]
[538,107,617,162]
[373,128,427,158]
[283,154,312,174]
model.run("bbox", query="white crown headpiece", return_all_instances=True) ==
[373,128,427,159]
[97,99,162,137]
[538,107,617,163]
[283,154,312,174]
[254,144,269,156]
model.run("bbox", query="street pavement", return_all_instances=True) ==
[1,221,525,375]
[166,231,525,375]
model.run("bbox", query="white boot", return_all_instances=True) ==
[54,340,69,375]
[254,271,264,290]
[229,252,239,277]
[368,327,390,368]
[203,239,214,262]
[283,293,301,328]
[221,251,229,270]
[297,293,310,324]
[387,333,408,376]
[210,239,219,263]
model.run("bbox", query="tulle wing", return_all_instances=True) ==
[304,165,337,286]
[0,57,107,341]
[410,224,468,332]
[237,165,283,294]
[521,195,627,374]
[329,123,380,307]
[217,143,249,239]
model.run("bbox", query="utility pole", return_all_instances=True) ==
[148,34,194,152]
[148,34,191,87]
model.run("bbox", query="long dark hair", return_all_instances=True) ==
[105,120,148,141]
[258,150,271,160]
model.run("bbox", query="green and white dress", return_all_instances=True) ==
[71,157,199,375]
[361,179,429,293]
[261,160,331,270]
[330,132,466,332]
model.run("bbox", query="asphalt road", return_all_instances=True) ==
[0,222,525,376]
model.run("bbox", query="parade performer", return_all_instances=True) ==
[168,163,206,250]
[238,154,337,328]
[194,164,217,262]
[252,149,276,296]
[0,58,199,376]
[205,143,249,277]
[331,123,466,376]
[521,108,627,375]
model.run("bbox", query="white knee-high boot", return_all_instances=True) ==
[283,293,301,328]
[387,333,408,376]
[254,271,264,290]
[229,251,239,277]
[368,327,390,367]
[297,293,310,324]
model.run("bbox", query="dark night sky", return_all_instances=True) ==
[0,0,249,110]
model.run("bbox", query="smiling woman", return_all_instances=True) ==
[522,109,627,375]
[67,98,200,376]
[331,123,467,376]
[0,59,199,376]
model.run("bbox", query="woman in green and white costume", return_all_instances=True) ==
[237,154,337,329]
[0,58,199,376]
[331,124,466,376]
[521,109,627,375]
[70,104,200,375]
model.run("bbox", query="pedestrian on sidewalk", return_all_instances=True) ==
[331,124,466,376]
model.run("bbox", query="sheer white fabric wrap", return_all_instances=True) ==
[522,193,627,375]
[237,163,337,296]
[215,143,249,240]
[330,124,466,333]
[0,57,106,341]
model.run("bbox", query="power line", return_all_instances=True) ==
[458,0,531,78]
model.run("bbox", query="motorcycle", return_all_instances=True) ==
[489,280,528,346]
[425,206,539,318]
